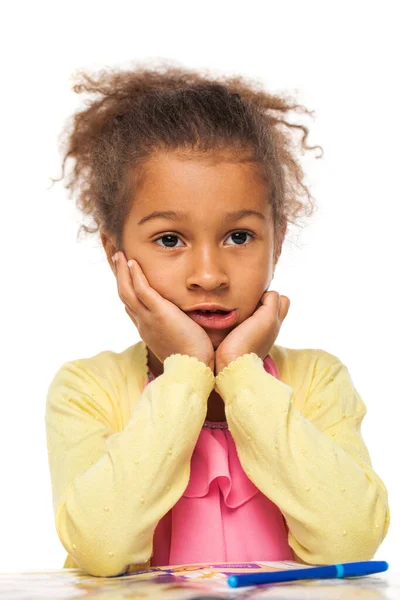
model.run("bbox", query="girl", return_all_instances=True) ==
[46,63,390,578]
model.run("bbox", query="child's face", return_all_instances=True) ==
[120,151,280,349]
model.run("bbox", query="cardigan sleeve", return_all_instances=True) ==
[45,353,214,577]
[215,351,390,565]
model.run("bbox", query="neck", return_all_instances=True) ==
[146,347,163,378]
[145,346,226,422]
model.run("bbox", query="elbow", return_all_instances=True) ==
[77,559,152,578]
[328,483,391,563]
[56,503,152,577]
[343,493,391,561]
[59,532,148,577]
[337,534,384,563]
[354,515,390,561]
[329,518,389,564]
[73,556,131,578]
[67,553,152,578]
[289,518,389,566]
[57,526,126,577]
[288,487,390,566]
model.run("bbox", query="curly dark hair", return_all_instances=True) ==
[49,60,323,263]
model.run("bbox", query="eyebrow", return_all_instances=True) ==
[137,209,266,226]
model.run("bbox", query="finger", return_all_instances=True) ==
[278,295,290,321]
[261,290,280,308]
[114,251,148,312]
[261,292,289,323]
[127,258,169,313]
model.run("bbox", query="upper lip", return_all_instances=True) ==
[185,304,234,312]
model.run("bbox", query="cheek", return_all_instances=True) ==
[146,273,179,305]
[143,267,170,292]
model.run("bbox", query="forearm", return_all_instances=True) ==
[216,353,390,564]
[49,355,214,576]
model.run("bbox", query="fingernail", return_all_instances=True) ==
[127,259,134,268]
[112,252,118,263]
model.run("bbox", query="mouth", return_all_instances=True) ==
[187,309,238,329]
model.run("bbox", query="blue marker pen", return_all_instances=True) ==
[227,560,389,588]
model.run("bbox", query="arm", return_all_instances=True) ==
[215,352,390,565]
[46,353,214,577]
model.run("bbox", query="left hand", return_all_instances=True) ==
[215,291,290,374]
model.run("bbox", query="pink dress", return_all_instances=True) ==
[143,354,294,566]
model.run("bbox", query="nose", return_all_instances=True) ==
[186,247,229,290]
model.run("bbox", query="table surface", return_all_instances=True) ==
[0,563,399,599]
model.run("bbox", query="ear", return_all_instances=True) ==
[100,229,118,274]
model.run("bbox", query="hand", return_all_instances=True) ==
[215,291,290,374]
[113,251,215,371]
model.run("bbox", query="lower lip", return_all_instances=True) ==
[187,310,238,329]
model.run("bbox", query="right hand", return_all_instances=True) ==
[113,251,215,372]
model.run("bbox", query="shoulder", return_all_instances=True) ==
[270,343,342,383]
[49,341,145,384]
[269,344,346,412]
[270,344,364,417]
[46,341,147,416]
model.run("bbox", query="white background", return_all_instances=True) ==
[0,0,398,572]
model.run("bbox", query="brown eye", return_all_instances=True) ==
[154,234,183,248]
[226,231,255,245]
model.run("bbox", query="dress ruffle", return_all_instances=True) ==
[184,427,258,507]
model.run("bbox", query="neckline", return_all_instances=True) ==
[144,348,228,427]
[142,343,278,430]
[203,420,228,429]
[141,340,278,381]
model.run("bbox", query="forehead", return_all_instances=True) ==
[134,151,269,209]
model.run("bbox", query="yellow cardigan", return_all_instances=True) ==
[45,340,390,577]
